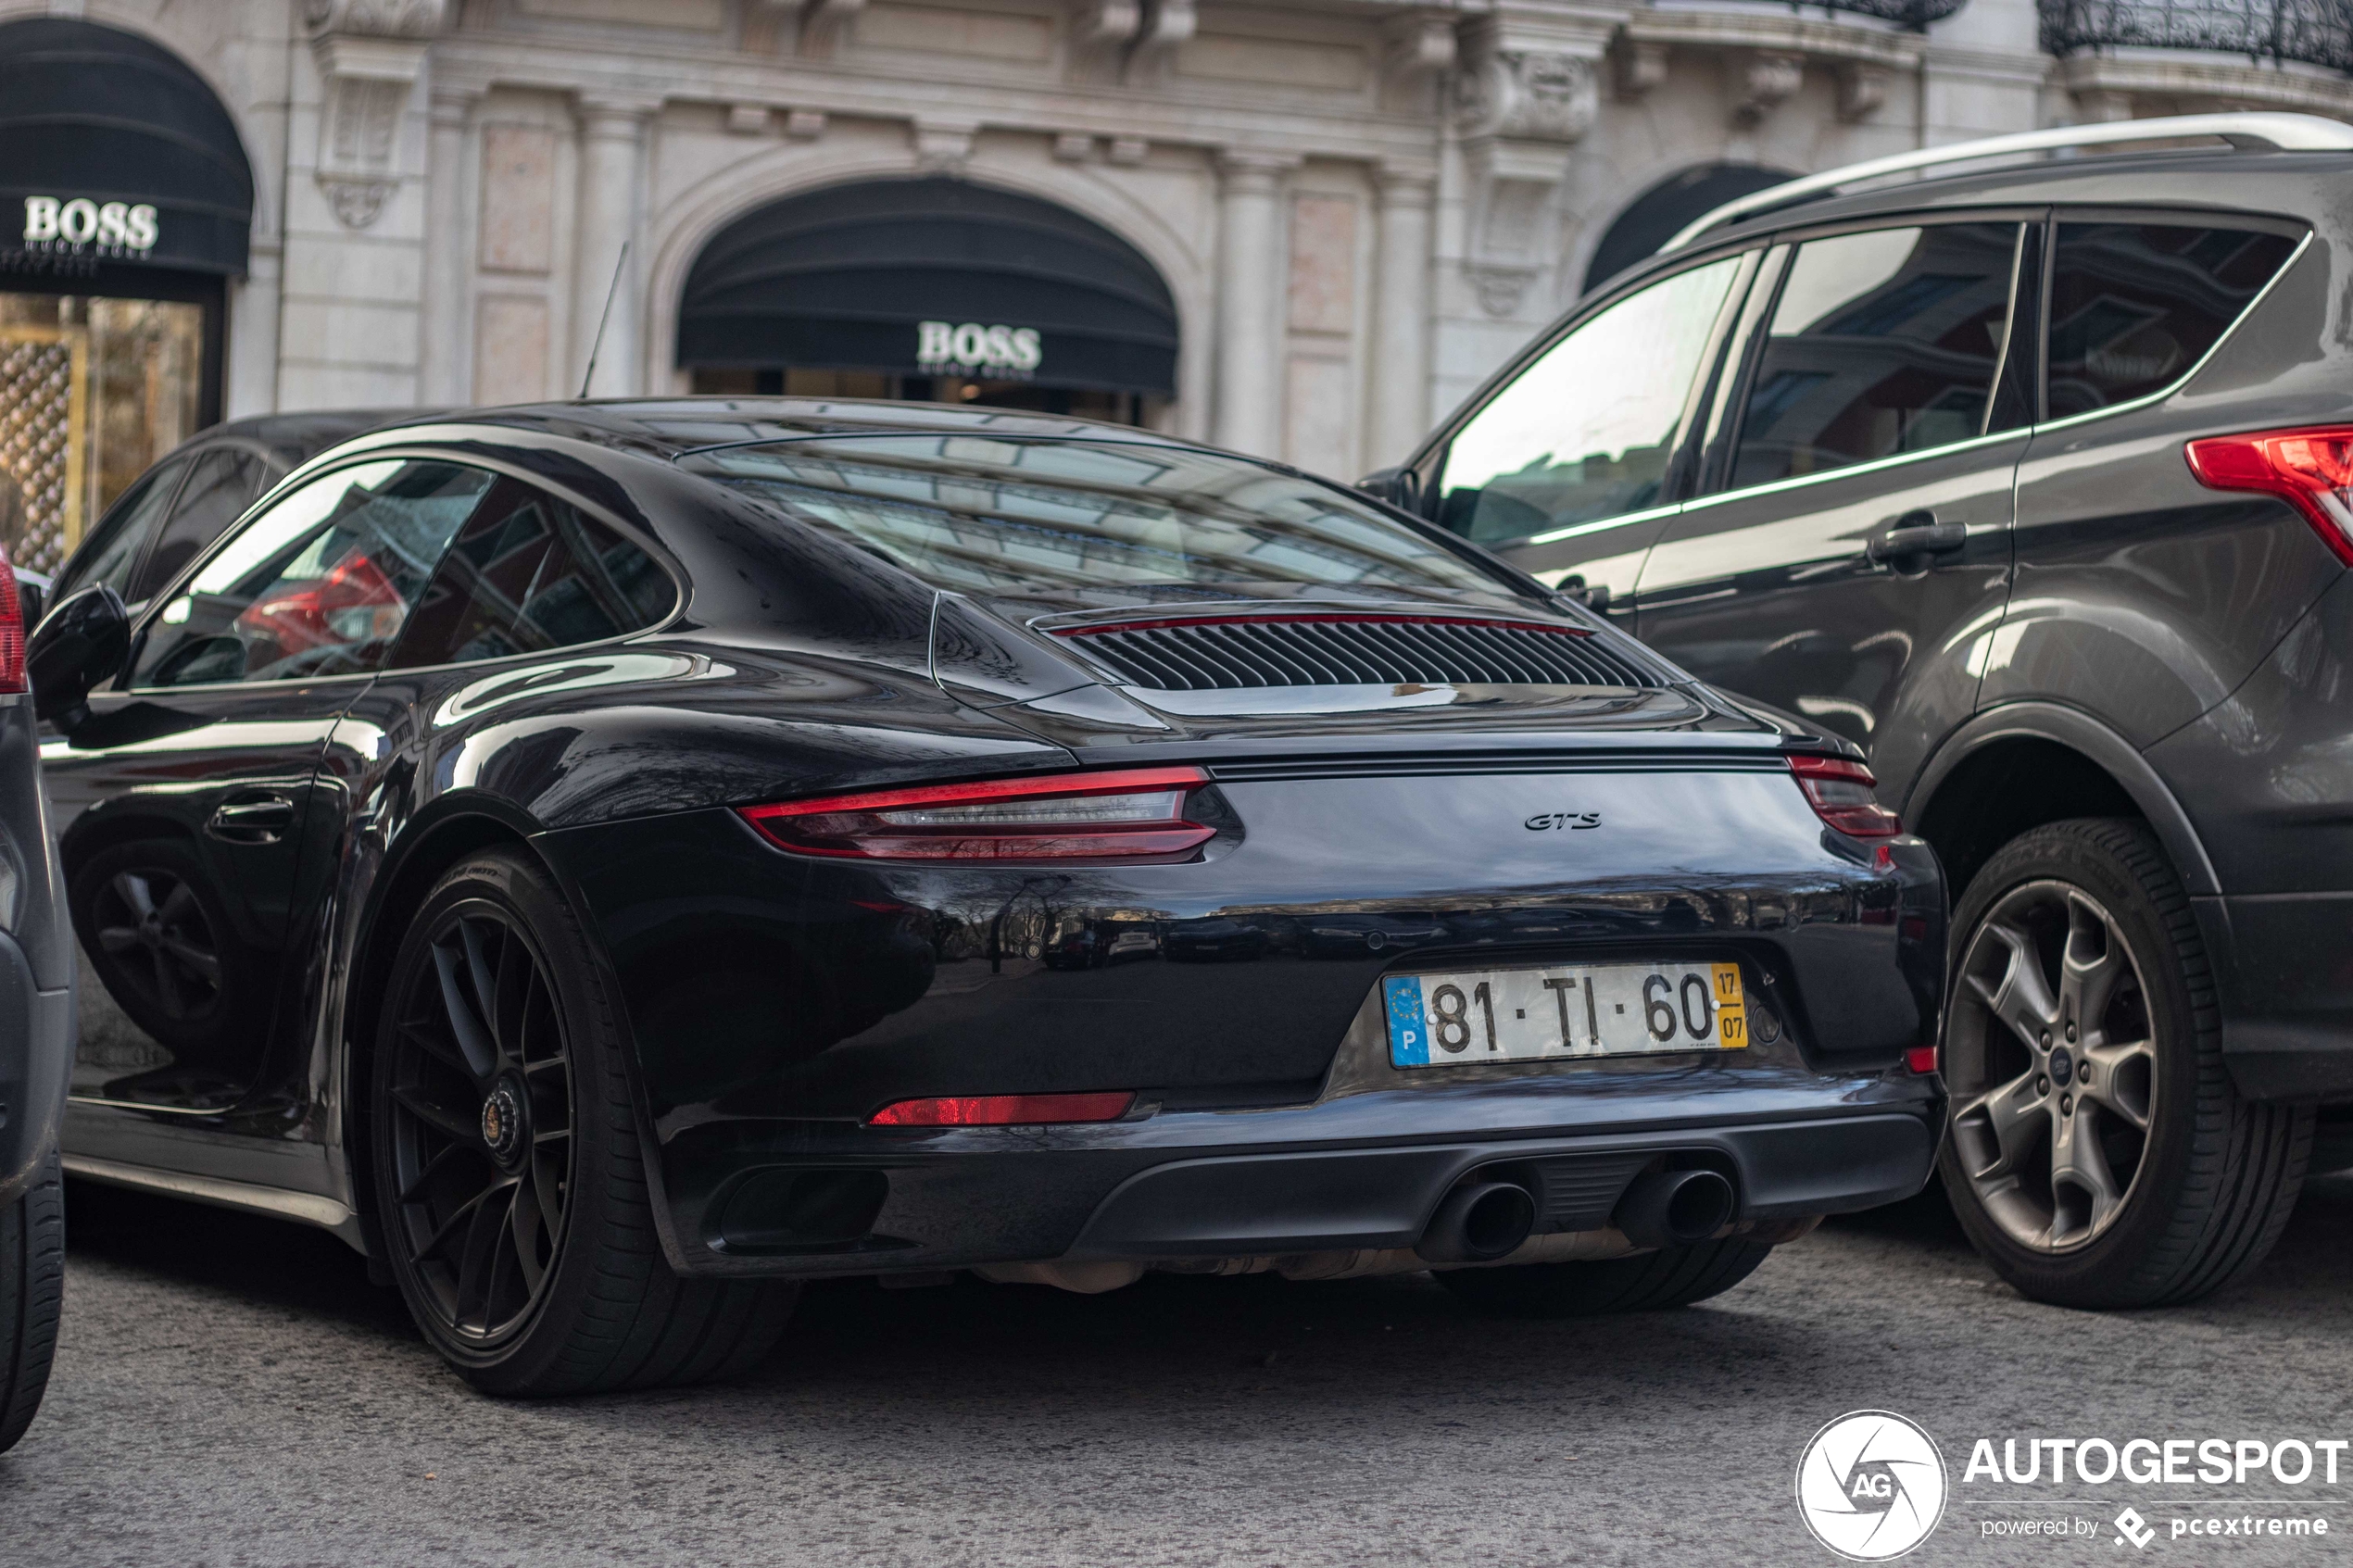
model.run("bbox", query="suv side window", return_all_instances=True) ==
[1432,256,1744,546]
[54,455,191,604]
[128,446,272,602]
[2045,222,2299,418]
[1730,222,2023,489]
[135,459,496,687]
[386,476,673,669]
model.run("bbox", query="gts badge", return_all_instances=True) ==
[1525,811,1602,832]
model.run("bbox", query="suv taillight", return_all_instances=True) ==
[2185,427,2353,567]
[1788,753,1901,838]
[739,766,1216,860]
[0,550,25,696]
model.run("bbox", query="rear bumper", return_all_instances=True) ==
[2196,894,2353,1100]
[0,928,75,1208]
[650,1070,1943,1279]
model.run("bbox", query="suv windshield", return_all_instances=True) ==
[689,435,1512,599]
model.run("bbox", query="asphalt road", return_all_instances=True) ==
[5,1175,2351,1567]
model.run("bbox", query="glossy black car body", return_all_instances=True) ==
[37,400,1943,1388]
[1376,113,2353,1306]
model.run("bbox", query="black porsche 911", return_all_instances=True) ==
[30,399,1944,1396]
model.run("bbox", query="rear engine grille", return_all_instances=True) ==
[1053,613,1660,692]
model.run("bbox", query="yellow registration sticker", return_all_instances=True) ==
[1713,962,1748,1048]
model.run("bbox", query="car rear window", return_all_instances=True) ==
[2045,222,2299,418]
[692,435,1509,597]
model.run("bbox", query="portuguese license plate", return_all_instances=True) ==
[1384,961,1748,1068]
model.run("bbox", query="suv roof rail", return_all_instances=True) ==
[1659,112,2353,255]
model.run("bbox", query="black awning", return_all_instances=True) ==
[0,18,254,279]
[678,178,1179,396]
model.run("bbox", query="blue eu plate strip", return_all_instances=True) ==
[1384,976,1428,1066]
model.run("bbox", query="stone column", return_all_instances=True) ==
[1213,150,1296,457]
[421,82,480,405]
[573,94,659,397]
[1367,167,1436,466]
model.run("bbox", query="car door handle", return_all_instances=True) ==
[1868,512,1969,563]
[208,792,296,845]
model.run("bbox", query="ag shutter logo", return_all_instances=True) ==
[916,320,1042,378]
[1796,1411,1949,1562]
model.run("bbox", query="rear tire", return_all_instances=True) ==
[370,848,797,1396]
[0,1150,65,1454]
[1434,1238,1773,1317]
[1938,818,2310,1308]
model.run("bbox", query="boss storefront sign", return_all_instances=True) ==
[916,320,1044,379]
[21,196,160,257]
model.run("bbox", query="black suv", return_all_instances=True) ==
[1370,111,2353,1309]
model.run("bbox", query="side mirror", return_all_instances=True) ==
[28,584,131,730]
[1355,467,1420,514]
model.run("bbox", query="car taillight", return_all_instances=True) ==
[0,550,24,696]
[1905,1045,1940,1075]
[868,1092,1135,1126]
[1788,753,1901,838]
[739,766,1216,860]
[2185,426,2353,567]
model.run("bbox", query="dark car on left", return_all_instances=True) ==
[31,398,1947,1397]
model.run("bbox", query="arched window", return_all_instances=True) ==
[1584,163,1793,295]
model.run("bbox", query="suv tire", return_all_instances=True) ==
[0,1149,65,1454]
[370,849,797,1396]
[1939,818,2310,1308]
[1434,1237,1772,1317]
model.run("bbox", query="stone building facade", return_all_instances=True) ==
[6,0,2353,570]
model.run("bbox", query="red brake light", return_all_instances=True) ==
[1788,753,1901,838]
[868,1092,1135,1126]
[0,548,22,695]
[739,767,1216,861]
[2186,427,2353,567]
[1905,1045,1941,1075]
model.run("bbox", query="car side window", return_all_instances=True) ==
[128,446,272,602]
[2045,222,2300,419]
[133,459,497,688]
[54,455,191,603]
[1729,222,2023,489]
[1433,256,1745,546]
[386,476,674,669]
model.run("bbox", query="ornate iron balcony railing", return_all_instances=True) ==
[2041,0,2353,73]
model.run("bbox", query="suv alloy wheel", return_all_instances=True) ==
[1939,820,2311,1307]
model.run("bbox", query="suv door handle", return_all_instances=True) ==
[208,792,296,845]
[1868,512,1969,564]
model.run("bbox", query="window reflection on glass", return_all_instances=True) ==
[0,292,204,571]
[1435,257,1743,546]
[391,478,673,668]
[1731,224,2020,489]
[2046,224,2297,419]
[701,436,1503,597]
[138,460,494,687]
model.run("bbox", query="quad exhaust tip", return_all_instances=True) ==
[1613,1168,1736,1249]
[1416,1181,1539,1263]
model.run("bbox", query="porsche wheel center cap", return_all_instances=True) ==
[481,1082,525,1164]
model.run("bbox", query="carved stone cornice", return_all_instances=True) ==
[305,1,449,230]
[1614,7,1922,127]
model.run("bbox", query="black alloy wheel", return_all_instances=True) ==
[371,849,798,1396]
[1938,819,2311,1308]
[383,900,573,1344]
